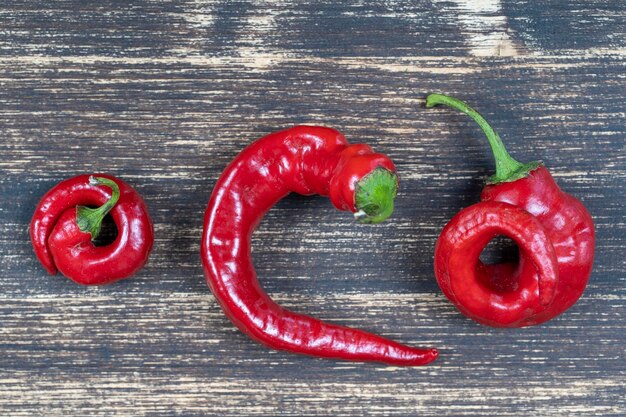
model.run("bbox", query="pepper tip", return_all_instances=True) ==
[426,348,439,363]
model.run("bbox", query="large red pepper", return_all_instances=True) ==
[201,125,438,366]
[30,174,154,285]
[427,94,594,327]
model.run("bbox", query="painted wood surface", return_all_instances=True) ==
[1,1,624,416]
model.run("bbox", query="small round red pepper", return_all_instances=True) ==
[30,174,154,285]
[427,94,595,327]
[201,125,438,366]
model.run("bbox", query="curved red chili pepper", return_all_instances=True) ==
[30,174,154,285]
[201,125,438,366]
[428,94,594,327]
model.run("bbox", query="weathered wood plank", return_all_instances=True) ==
[1,1,624,58]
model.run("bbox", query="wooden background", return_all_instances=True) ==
[1,1,624,415]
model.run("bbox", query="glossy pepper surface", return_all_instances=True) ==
[31,174,154,285]
[201,125,438,366]
[427,94,594,327]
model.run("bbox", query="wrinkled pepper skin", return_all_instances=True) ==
[30,174,154,285]
[435,166,594,327]
[201,125,438,366]
[428,94,595,327]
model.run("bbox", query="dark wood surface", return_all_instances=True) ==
[1,1,624,416]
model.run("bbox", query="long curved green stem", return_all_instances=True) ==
[76,176,120,240]
[426,93,540,184]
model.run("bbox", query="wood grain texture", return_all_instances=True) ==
[1,1,624,416]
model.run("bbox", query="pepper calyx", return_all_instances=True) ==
[76,176,120,240]
[354,167,398,224]
[486,161,542,184]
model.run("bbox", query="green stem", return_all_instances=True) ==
[354,167,398,224]
[76,176,120,240]
[426,93,540,184]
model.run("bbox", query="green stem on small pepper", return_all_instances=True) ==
[76,176,120,240]
[426,93,540,184]
[354,167,398,224]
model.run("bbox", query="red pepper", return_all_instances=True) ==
[201,125,438,366]
[30,174,154,285]
[427,94,595,327]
